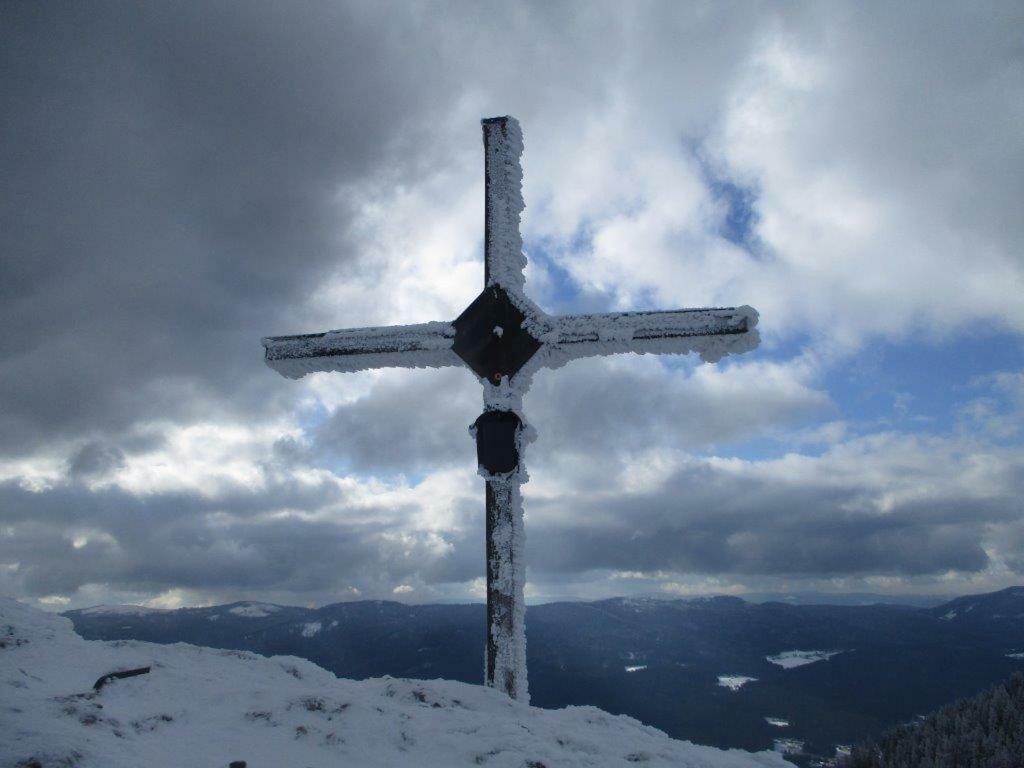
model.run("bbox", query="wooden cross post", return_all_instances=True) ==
[262,116,760,701]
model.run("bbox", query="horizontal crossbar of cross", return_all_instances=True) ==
[262,305,758,380]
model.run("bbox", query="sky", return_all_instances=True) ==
[2,1,1023,611]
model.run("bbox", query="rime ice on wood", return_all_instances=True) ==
[482,116,526,294]
[263,321,459,379]
[262,115,760,701]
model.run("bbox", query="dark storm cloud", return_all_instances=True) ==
[0,1,444,452]
[314,368,480,474]
[311,356,827,477]
[525,462,1021,578]
[0,476,422,597]
[3,435,1020,601]
[0,0,776,458]
[67,441,125,479]
[526,357,825,455]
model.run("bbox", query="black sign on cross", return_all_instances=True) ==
[262,116,760,701]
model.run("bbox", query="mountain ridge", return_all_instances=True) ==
[67,587,977,618]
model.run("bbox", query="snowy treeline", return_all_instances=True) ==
[841,673,1024,768]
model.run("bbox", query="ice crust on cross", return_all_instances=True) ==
[262,116,760,702]
[482,116,527,294]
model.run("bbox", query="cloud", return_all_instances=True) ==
[313,368,480,474]
[713,4,1024,345]
[528,354,829,456]
[526,432,1024,580]
[1,2,1023,607]
[66,441,126,480]
[4,421,1020,607]
[0,1,452,452]
[0,472,433,600]
[957,371,1024,440]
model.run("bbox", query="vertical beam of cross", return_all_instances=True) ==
[478,117,529,700]
[482,117,526,293]
[262,115,760,703]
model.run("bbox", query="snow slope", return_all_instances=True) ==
[0,598,791,768]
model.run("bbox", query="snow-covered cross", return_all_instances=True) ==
[262,116,759,701]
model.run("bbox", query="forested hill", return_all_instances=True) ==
[64,587,1024,763]
[843,672,1024,768]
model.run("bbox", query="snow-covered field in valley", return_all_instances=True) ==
[717,675,757,691]
[765,650,845,669]
[0,598,792,768]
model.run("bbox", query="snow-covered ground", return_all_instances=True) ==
[771,739,804,756]
[717,675,757,691]
[765,650,845,669]
[0,598,792,768]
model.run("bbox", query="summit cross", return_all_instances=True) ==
[262,116,760,702]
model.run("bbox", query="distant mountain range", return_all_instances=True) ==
[740,592,951,608]
[65,587,1024,764]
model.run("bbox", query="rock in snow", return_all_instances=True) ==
[0,598,792,768]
